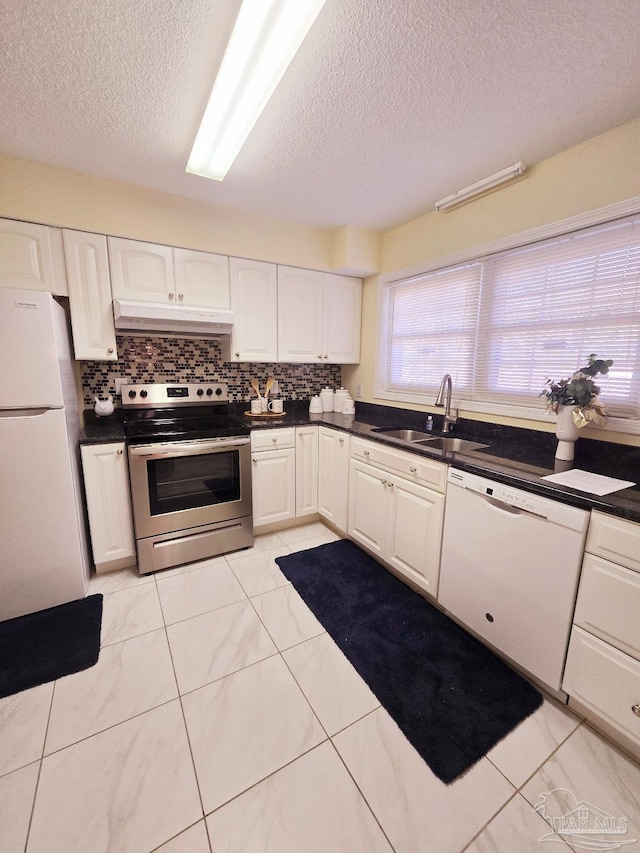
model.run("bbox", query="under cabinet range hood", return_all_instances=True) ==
[113,299,234,336]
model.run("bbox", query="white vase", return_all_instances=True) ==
[555,405,580,461]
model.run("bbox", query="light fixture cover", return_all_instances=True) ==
[435,161,526,211]
[187,0,327,182]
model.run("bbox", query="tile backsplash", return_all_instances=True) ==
[80,335,342,408]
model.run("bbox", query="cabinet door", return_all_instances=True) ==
[81,442,136,573]
[322,273,362,363]
[229,258,278,361]
[348,459,387,559]
[318,427,349,533]
[296,426,319,517]
[173,248,230,309]
[63,230,117,361]
[277,266,323,362]
[387,476,445,597]
[0,219,66,294]
[108,237,174,302]
[252,447,295,526]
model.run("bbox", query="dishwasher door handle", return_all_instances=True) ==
[482,495,523,515]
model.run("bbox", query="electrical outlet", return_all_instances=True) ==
[114,377,128,396]
[272,379,279,394]
[356,383,363,398]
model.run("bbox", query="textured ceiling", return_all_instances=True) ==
[1,0,640,232]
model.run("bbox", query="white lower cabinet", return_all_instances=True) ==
[81,442,136,574]
[318,426,349,534]
[348,439,446,597]
[296,427,319,517]
[563,511,640,758]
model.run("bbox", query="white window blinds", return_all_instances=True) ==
[381,214,640,418]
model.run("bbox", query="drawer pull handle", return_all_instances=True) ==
[410,466,417,473]
[633,704,640,717]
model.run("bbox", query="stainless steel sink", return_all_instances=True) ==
[413,437,489,452]
[373,428,433,441]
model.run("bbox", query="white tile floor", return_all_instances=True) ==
[1,522,639,853]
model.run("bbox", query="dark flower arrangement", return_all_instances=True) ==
[541,354,613,427]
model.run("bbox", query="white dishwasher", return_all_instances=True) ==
[438,468,589,694]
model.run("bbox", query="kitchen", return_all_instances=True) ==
[2,1,640,852]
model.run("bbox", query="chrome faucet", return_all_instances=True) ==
[435,373,458,433]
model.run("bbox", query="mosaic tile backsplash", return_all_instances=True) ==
[81,335,342,408]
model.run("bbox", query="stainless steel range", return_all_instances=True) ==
[122,383,253,574]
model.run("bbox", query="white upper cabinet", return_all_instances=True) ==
[109,237,231,309]
[0,218,67,295]
[229,257,278,362]
[63,230,117,361]
[173,248,230,308]
[277,266,362,363]
[108,237,174,303]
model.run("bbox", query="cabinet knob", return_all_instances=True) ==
[235,352,240,358]
[387,481,394,488]
[381,479,387,485]
[168,292,174,300]
[410,466,417,473]
[117,449,123,455]
[107,347,114,354]
[339,437,344,444]
[633,704,640,717]
[324,354,328,359]
[318,355,323,359]
[363,449,370,456]
[178,293,184,301]
[272,437,277,443]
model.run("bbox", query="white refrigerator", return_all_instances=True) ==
[0,288,89,622]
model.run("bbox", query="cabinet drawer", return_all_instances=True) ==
[586,511,640,573]
[563,627,640,748]
[351,437,447,492]
[574,554,640,659]
[251,428,295,451]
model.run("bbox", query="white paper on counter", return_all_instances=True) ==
[541,469,635,496]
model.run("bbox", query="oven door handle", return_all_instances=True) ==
[129,437,250,459]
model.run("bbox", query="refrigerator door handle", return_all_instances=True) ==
[0,408,51,418]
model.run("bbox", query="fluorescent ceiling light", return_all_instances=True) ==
[435,161,526,212]
[187,0,327,182]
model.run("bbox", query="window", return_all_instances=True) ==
[379,214,640,421]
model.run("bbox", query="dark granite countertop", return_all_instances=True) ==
[79,400,640,522]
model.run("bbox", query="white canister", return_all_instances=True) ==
[342,396,355,415]
[320,387,335,412]
[309,395,323,413]
[333,388,349,413]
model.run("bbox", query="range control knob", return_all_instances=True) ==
[206,388,213,396]
[215,387,223,396]
[197,388,204,396]
[140,389,148,398]
[128,390,137,398]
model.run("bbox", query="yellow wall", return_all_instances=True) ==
[343,117,640,445]
[0,154,335,271]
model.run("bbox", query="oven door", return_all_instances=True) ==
[128,437,252,539]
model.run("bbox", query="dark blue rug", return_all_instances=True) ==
[276,540,542,783]
[0,594,103,698]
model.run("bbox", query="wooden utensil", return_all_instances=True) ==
[250,377,261,401]
[264,375,274,400]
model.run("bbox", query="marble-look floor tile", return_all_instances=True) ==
[45,629,178,753]
[283,633,379,735]
[88,566,152,594]
[250,584,325,650]
[182,655,326,814]
[521,725,640,850]
[156,560,245,625]
[207,742,393,853]
[153,554,228,580]
[464,792,573,852]
[28,701,202,853]
[285,531,341,553]
[152,820,211,853]
[228,545,291,597]
[487,697,581,788]
[167,600,277,695]
[333,708,515,853]
[225,533,285,561]
[275,522,334,546]
[0,683,53,776]
[100,582,164,646]
[0,762,40,853]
